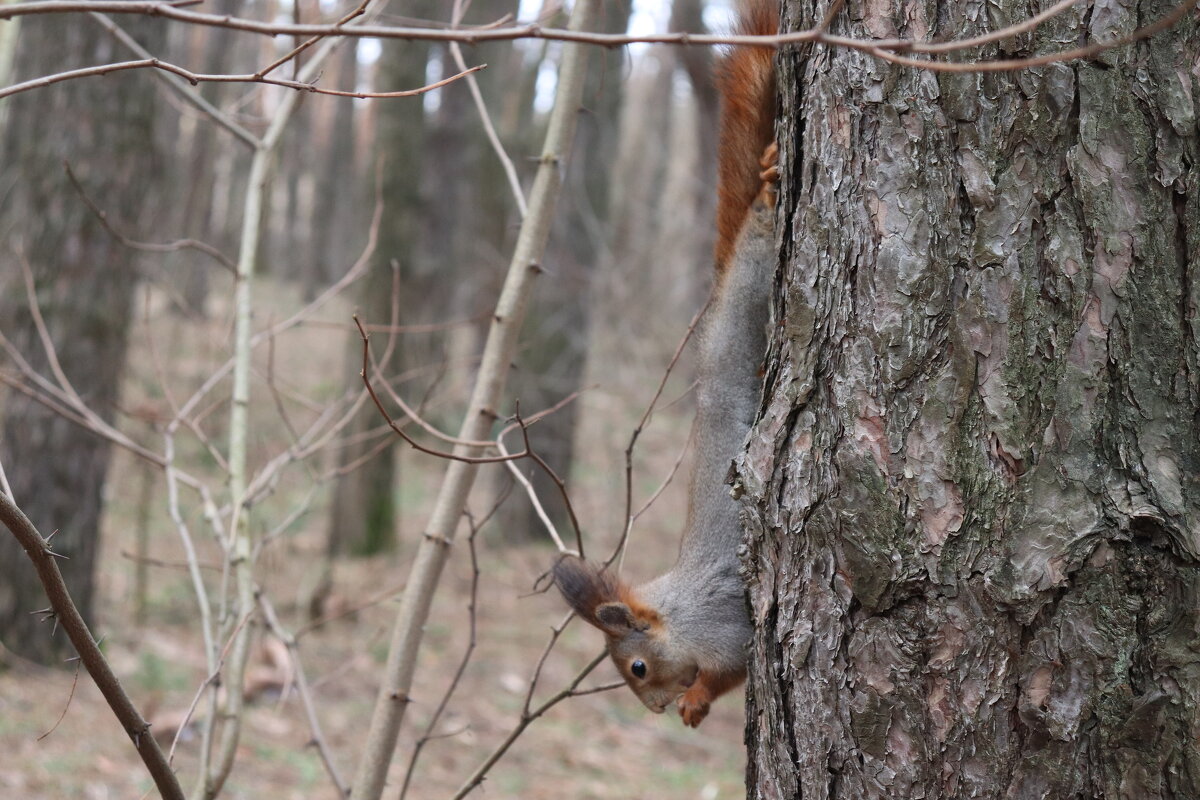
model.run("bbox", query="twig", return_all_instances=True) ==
[816,0,845,34]
[495,427,569,553]
[0,54,486,101]
[506,405,586,556]
[168,608,255,766]
[256,0,371,80]
[0,454,12,499]
[817,0,1199,72]
[1,264,181,477]
[119,548,221,572]
[294,580,407,639]
[88,10,259,148]
[0,492,185,800]
[632,420,695,523]
[17,250,89,413]
[356,317,522,463]
[612,299,709,569]
[297,315,488,334]
[167,165,385,439]
[37,660,82,740]
[448,0,527,216]
[257,593,350,797]
[65,159,237,273]
[451,649,615,800]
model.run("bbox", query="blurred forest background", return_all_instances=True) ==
[0,0,749,797]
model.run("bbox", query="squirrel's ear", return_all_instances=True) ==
[552,555,657,635]
[552,556,618,621]
[595,601,649,634]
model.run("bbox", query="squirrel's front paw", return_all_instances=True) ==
[677,689,711,728]
[759,141,779,184]
[755,141,779,210]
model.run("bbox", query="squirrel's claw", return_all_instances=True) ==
[677,689,711,728]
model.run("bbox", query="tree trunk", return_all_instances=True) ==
[496,0,632,541]
[306,39,359,300]
[172,0,241,317]
[326,17,435,557]
[0,17,163,664]
[742,1,1200,797]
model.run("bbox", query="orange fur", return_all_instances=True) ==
[617,585,662,628]
[714,0,779,278]
[677,666,748,727]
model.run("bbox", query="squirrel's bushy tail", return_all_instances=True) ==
[714,0,779,276]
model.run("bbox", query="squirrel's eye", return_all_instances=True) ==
[631,660,647,679]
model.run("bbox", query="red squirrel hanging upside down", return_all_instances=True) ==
[553,0,779,729]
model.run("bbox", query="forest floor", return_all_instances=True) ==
[0,280,745,799]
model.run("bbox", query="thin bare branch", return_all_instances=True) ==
[36,661,82,741]
[448,0,527,216]
[65,160,237,273]
[0,454,12,500]
[1,0,1193,74]
[815,0,1199,71]
[613,299,708,569]
[256,0,371,79]
[88,10,259,148]
[356,317,525,464]
[0,52,486,101]
[168,166,385,435]
[451,649,612,800]
[508,405,586,556]
[258,594,350,797]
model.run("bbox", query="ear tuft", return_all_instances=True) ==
[552,556,618,622]
[552,556,659,635]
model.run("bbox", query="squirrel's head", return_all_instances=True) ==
[552,556,699,715]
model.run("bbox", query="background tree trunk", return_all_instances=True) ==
[742,1,1200,797]
[305,39,360,300]
[494,1,633,542]
[326,18,435,557]
[0,16,163,664]
[171,0,240,317]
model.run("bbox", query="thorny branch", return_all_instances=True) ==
[0,491,186,800]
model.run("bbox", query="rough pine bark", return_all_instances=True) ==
[740,0,1200,797]
[0,17,163,664]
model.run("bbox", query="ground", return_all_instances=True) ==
[0,279,745,799]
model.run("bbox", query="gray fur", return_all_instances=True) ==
[640,197,776,675]
[549,197,775,717]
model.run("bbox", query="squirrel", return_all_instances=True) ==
[553,0,779,729]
